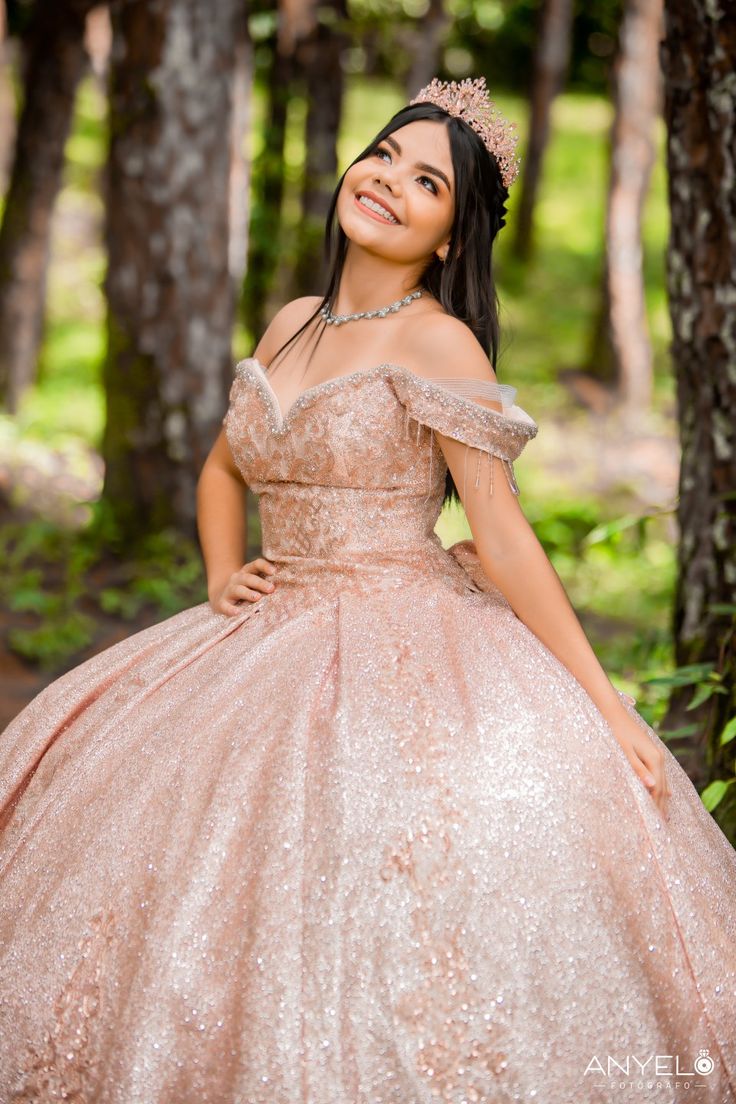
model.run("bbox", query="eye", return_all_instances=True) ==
[374,147,438,195]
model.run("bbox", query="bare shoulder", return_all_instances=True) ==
[252,296,323,365]
[405,312,498,385]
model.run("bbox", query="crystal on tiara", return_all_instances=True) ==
[409,76,521,189]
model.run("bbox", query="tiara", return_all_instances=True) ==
[409,76,521,189]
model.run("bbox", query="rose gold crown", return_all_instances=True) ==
[409,75,521,189]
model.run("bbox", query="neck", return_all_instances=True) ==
[332,245,424,315]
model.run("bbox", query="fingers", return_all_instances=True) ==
[210,559,278,617]
[630,743,670,819]
[244,560,277,582]
[243,557,277,578]
[222,600,246,616]
[252,557,277,575]
[211,596,245,618]
[645,758,670,819]
[217,585,268,616]
[219,560,278,614]
[233,560,278,600]
[228,580,273,606]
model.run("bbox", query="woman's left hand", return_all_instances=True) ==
[608,708,672,819]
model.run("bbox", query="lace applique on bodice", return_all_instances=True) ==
[224,358,536,490]
[222,357,538,574]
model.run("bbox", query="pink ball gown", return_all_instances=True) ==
[1,356,735,1104]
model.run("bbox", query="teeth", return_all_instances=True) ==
[358,195,398,223]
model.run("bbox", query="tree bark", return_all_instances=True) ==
[584,0,662,410]
[0,0,96,413]
[240,8,295,342]
[102,0,245,547]
[288,0,348,300]
[512,0,573,263]
[229,16,254,296]
[228,8,254,561]
[402,0,450,99]
[660,0,736,790]
[0,0,15,192]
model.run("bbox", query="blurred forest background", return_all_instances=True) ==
[0,0,734,840]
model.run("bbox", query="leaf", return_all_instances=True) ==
[642,662,715,688]
[700,778,735,813]
[657,723,700,740]
[686,682,721,710]
[584,514,640,547]
[719,716,736,747]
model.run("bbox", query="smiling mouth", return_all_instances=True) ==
[354,194,400,225]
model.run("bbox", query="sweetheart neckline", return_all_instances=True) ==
[246,357,406,429]
[240,357,526,435]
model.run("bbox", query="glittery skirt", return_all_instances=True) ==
[0,540,735,1103]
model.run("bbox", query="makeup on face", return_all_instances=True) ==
[354,192,401,225]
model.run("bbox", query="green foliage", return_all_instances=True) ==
[637,659,736,839]
[341,0,622,94]
[701,779,735,814]
[0,503,207,670]
[8,609,98,669]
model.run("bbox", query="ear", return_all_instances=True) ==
[436,238,463,264]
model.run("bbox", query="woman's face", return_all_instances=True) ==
[337,119,455,266]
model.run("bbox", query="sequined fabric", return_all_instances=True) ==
[1,356,735,1104]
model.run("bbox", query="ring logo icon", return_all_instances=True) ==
[694,1050,715,1076]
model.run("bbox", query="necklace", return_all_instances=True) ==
[319,289,422,327]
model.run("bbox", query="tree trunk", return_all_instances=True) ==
[240,14,295,342]
[0,0,16,192]
[512,0,573,263]
[0,0,96,413]
[402,0,450,99]
[288,0,348,300]
[102,0,245,547]
[229,10,254,561]
[584,0,662,410]
[229,16,254,295]
[659,0,736,791]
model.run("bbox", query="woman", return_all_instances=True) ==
[1,77,734,1104]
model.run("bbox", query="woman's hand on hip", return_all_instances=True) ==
[209,558,277,617]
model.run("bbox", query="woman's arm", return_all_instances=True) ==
[447,445,624,722]
[197,431,278,614]
[413,316,629,726]
[414,317,669,814]
[439,428,669,815]
[196,428,249,602]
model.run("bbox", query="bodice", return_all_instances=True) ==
[222,358,538,594]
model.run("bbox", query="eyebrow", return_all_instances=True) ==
[382,134,452,194]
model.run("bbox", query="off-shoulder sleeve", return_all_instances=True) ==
[390,368,538,497]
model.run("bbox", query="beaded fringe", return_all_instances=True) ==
[403,410,519,499]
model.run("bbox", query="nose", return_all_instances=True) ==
[372,163,400,193]
[373,172,400,200]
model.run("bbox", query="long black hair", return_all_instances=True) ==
[266,99,511,509]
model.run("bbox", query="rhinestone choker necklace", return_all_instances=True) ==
[319,289,422,327]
